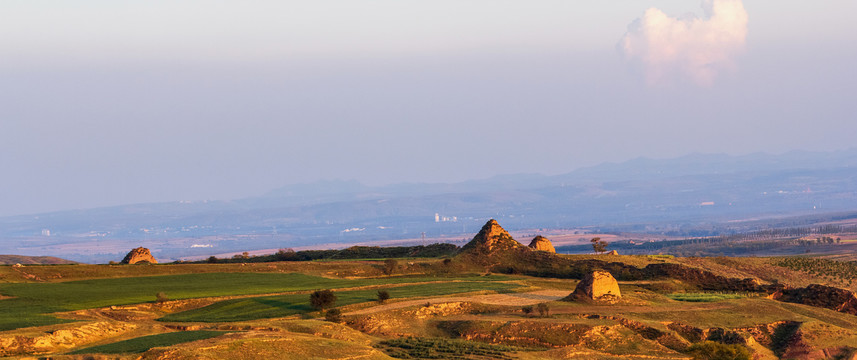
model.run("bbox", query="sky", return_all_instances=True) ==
[1,0,856,216]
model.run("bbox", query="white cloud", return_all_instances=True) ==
[620,0,748,86]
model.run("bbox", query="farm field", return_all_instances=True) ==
[0,271,514,331]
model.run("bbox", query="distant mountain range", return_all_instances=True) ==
[2,149,856,263]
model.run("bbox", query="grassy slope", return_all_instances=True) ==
[625,297,857,330]
[563,254,857,291]
[0,255,76,265]
[136,331,394,360]
[159,281,522,322]
[0,272,514,331]
[0,261,403,283]
[69,330,228,354]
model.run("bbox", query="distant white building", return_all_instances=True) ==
[41,229,50,236]
[434,213,458,222]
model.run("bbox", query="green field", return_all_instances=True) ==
[0,272,515,331]
[69,330,228,354]
[159,281,522,322]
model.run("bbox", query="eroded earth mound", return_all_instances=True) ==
[121,247,157,264]
[568,270,622,303]
[461,219,522,253]
[528,236,556,253]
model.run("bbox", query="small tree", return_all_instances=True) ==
[536,303,550,317]
[207,256,218,263]
[591,237,608,254]
[377,290,391,304]
[521,306,534,316]
[156,292,169,305]
[276,248,297,261]
[383,259,398,275]
[310,289,337,311]
[325,308,342,322]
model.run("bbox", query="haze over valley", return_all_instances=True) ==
[3,149,856,263]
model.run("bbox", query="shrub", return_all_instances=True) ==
[156,292,169,304]
[383,259,398,275]
[686,341,751,360]
[206,256,218,264]
[377,290,391,304]
[376,337,523,360]
[521,306,534,316]
[536,303,550,317]
[325,308,342,322]
[310,289,337,311]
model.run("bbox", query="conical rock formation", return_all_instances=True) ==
[121,247,157,264]
[461,219,522,253]
[567,270,621,303]
[528,236,556,253]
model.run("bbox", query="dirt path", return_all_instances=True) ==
[344,289,569,316]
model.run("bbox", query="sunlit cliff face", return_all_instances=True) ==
[620,0,748,86]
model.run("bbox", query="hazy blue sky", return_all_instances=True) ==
[1,0,856,216]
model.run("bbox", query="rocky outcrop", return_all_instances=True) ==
[770,284,857,315]
[412,302,474,319]
[528,236,556,253]
[0,321,136,356]
[121,247,157,264]
[461,220,522,253]
[606,250,619,255]
[568,270,622,303]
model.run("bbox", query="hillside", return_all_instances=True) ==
[2,247,857,358]
[0,255,76,265]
